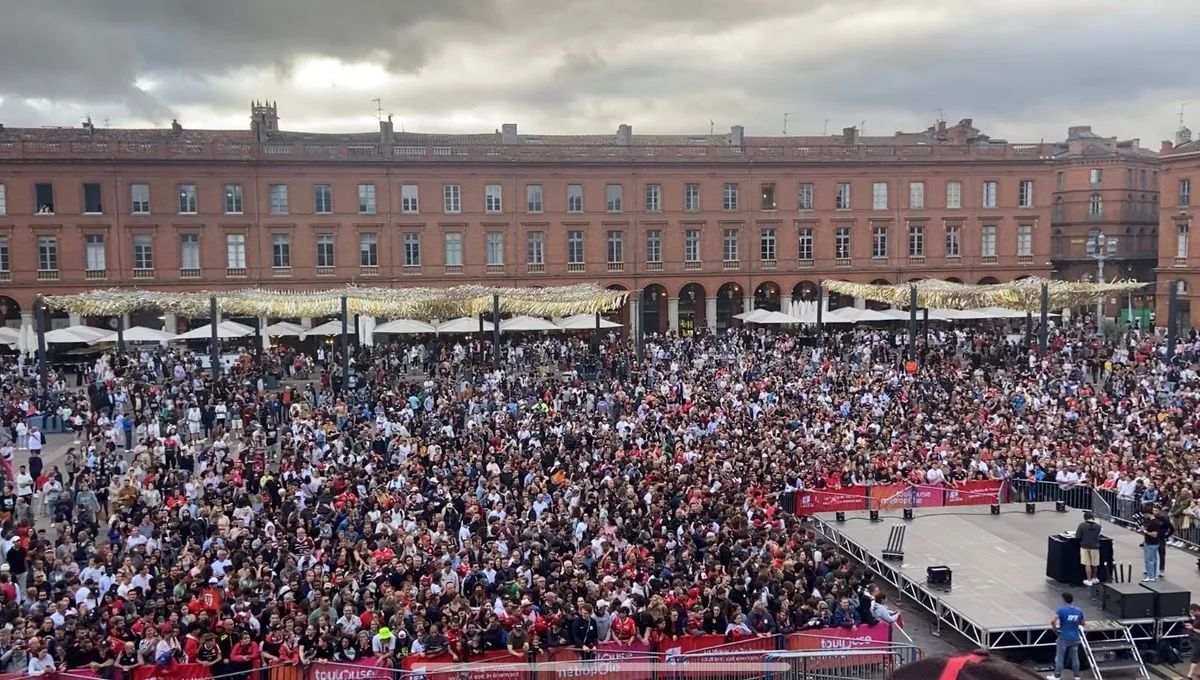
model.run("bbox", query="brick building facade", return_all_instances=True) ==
[0,106,1140,336]
[1157,128,1200,329]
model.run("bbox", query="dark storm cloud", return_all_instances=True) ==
[0,0,1197,139]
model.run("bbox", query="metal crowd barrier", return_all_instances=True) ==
[1006,479,1093,510]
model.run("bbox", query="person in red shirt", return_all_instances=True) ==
[610,607,637,645]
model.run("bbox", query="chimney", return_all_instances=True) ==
[171,119,183,135]
[1162,140,1175,154]
[379,115,394,144]
[730,125,744,147]
[842,126,859,145]
[617,123,632,146]
[1178,126,1193,146]
[936,120,948,140]
[500,123,519,144]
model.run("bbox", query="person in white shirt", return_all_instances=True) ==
[26,642,56,676]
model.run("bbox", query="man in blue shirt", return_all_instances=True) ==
[1050,591,1084,680]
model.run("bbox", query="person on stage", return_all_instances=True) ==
[1076,511,1102,586]
[1049,592,1084,680]
[1141,505,1169,582]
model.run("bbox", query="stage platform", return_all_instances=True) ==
[811,503,1199,650]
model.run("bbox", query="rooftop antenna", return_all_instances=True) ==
[783,112,801,136]
[709,120,714,135]
[824,118,829,136]
[860,120,866,137]
[933,108,945,123]
[1181,103,1189,129]
[103,118,110,129]
[372,97,382,122]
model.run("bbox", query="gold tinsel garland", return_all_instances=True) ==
[820,277,1147,312]
[43,284,630,320]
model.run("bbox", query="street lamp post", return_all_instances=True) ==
[1086,233,1119,340]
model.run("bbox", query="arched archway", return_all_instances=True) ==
[678,283,706,336]
[866,278,892,311]
[946,277,964,284]
[640,284,668,336]
[977,276,1001,285]
[716,282,744,331]
[793,281,819,301]
[0,297,20,329]
[754,281,781,312]
[826,280,854,311]
[604,284,629,330]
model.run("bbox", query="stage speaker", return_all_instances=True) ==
[903,508,914,520]
[1102,582,1155,619]
[927,566,952,588]
[1025,503,1036,514]
[869,510,880,522]
[990,504,1000,515]
[1140,580,1191,618]
[1055,501,1067,512]
[835,512,846,522]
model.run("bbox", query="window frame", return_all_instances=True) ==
[401,184,420,214]
[358,183,377,215]
[872,182,888,210]
[226,233,247,269]
[684,229,701,263]
[909,181,925,210]
[684,183,700,212]
[223,183,244,214]
[525,231,544,265]
[908,224,924,257]
[444,232,464,266]
[606,230,624,264]
[759,227,777,261]
[178,184,197,214]
[130,183,150,215]
[271,233,291,268]
[525,184,543,214]
[871,224,889,258]
[359,233,379,267]
[316,234,336,268]
[981,181,997,209]
[722,228,739,262]
[566,184,584,213]
[605,184,623,213]
[443,184,462,214]
[37,235,58,271]
[314,184,333,214]
[484,184,503,214]
[835,182,851,210]
[644,183,662,213]
[85,234,106,271]
[485,232,504,266]
[132,234,155,270]
[179,234,200,270]
[798,227,814,261]
[403,232,421,267]
[645,230,662,263]
[945,181,962,209]
[567,230,584,264]
[798,183,814,210]
[722,183,739,211]
[980,225,997,258]
[268,183,289,215]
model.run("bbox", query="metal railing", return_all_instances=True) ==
[769,649,922,680]
[1006,479,1093,510]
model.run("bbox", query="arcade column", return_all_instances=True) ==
[163,312,178,335]
[630,297,640,340]
[667,297,680,333]
[742,297,753,315]
[705,297,718,332]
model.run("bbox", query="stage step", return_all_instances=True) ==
[1082,624,1149,680]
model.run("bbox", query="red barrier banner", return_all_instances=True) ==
[665,633,776,662]
[594,640,652,661]
[793,486,869,515]
[401,649,529,680]
[129,664,214,680]
[311,660,393,680]
[786,624,892,651]
[944,480,1004,507]
[869,484,911,511]
[912,485,945,508]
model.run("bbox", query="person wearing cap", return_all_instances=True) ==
[371,627,397,666]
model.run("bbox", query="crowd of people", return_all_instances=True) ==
[0,315,1195,677]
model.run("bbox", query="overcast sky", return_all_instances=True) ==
[1,0,1198,143]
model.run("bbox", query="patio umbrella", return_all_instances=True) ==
[500,316,562,332]
[437,317,494,333]
[734,308,773,323]
[0,327,18,347]
[265,321,306,337]
[374,319,437,335]
[45,325,113,344]
[304,320,354,337]
[556,314,622,330]
[102,326,175,343]
[175,321,255,340]
[754,311,806,325]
